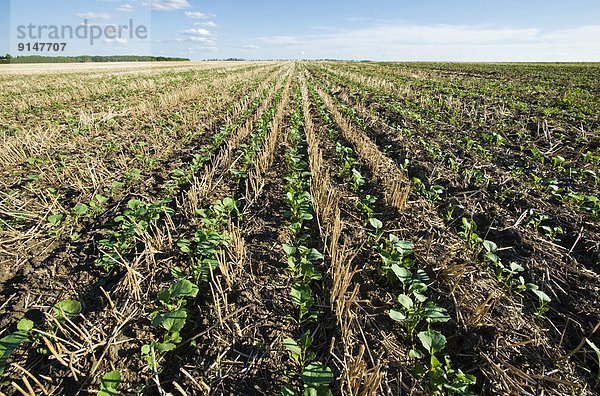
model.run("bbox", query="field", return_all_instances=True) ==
[0,61,598,395]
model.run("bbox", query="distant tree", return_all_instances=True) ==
[4,55,190,64]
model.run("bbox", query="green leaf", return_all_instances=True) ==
[306,248,323,261]
[53,300,82,321]
[483,240,497,253]
[95,194,109,205]
[368,217,383,230]
[73,203,89,216]
[424,302,451,323]
[509,262,524,273]
[418,330,446,355]
[304,387,332,396]
[391,264,412,283]
[127,199,144,211]
[157,288,171,305]
[389,236,414,254]
[461,217,471,230]
[299,330,313,349]
[0,321,32,375]
[221,197,237,211]
[17,319,34,332]
[389,309,406,322]
[283,244,297,256]
[156,341,177,353]
[48,214,64,226]
[413,292,428,303]
[283,338,301,356]
[152,308,187,333]
[177,239,192,253]
[281,385,297,396]
[99,370,121,396]
[301,363,333,387]
[300,212,314,221]
[291,283,314,308]
[170,279,199,299]
[526,283,551,303]
[397,294,413,309]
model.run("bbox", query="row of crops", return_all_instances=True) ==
[0,61,598,395]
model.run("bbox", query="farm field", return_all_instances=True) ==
[0,61,598,395]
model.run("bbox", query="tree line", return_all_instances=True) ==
[0,54,190,64]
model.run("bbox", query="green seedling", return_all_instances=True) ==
[526,283,551,315]
[232,90,281,179]
[26,156,43,167]
[459,218,482,253]
[417,330,476,395]
[53,300,82,322]
[412,177,444,202]
[144,279,198,372]
[180,199,236,282]
[73,203,89,217]
[377,235,414,274]
[448,157,460,173]
[526,210,549,230]
[356,194,378,218]
[489,132,505,146]
[444,204,464,222]
[283,331,316,368]
[368,217,384,240]
[351,169,365,192]
[482,240,524,283]
[0,318,34,375]
[96,198,173,272]
[551,155,566,171]
[90,194,109,213]
[98,370,121,396]
[301,363,334,396]
[283,244,323,283]
[291,282,316,324]
[47,213,65,238]
[125,168,142,181]
[464,168,489,188]
[399,158,411,173]
[178,229,229,283]
[389,292,450,337]
[540,225,564,241]
[335,142,357,175]
[48,214,64,227]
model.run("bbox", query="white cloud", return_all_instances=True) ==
[242,44,259,49]
[143,0,190,11]
[186,44,219,54]
[77,12,111,20]
[195,21,218,28]
[185,11,211,19]
[181,28,212,36]
[254,23,600,61]
[116,4,134,12]
[189,37,214,43]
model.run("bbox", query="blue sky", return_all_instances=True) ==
[2,0,600,61]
